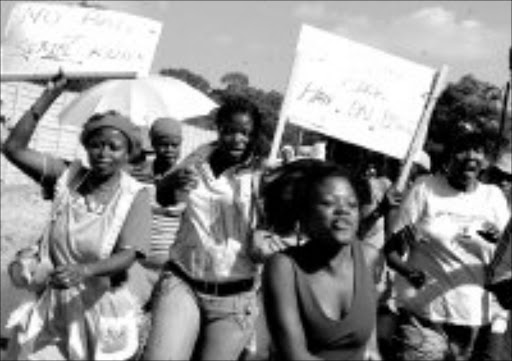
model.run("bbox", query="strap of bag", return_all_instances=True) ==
[100,172,143,258]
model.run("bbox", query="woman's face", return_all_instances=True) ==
[85,127,130,177]
[217,112,255,163]
[447,145,487,190]
[302,176,360,245]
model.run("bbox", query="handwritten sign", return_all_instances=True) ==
[1,2,162,77]
[281,25,437,159]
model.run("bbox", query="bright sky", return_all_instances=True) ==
[1,1,511,92]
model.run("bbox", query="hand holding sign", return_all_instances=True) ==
[1,2,162,81]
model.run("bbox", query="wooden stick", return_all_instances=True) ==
[395,65,449,192]
[497,81,510,153]
[0,71,138,82]
[268,48,305,163]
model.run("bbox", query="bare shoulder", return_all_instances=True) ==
[264,252,296,283]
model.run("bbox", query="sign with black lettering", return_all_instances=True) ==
[1,2,162,77]
[277,25,438,160]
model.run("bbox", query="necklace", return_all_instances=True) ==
[81,172,121,213]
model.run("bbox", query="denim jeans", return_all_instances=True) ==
[143,270,259,360]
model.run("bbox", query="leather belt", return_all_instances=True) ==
[165,261,255,296]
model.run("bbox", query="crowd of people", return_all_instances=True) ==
[1,73,511,361]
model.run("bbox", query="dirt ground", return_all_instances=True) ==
[1,183,51,263]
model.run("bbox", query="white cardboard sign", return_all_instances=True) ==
[1,2,162,77]
[281,25,438,160]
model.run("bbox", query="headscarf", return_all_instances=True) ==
[80,111,139,158]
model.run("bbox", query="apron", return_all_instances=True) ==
[6,161,144,360]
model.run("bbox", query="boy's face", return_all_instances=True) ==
[152,134,182,165]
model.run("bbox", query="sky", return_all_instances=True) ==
[1,1,511,92]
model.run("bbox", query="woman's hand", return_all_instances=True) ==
[175,167,199,190]
[378,187,403,214]
[157,167,199,206]
[250,229,291,263]
[49,264,91,289]
[477,222,501,244]
[46,69,68,92]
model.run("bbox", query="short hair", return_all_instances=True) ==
[262,159,363,236]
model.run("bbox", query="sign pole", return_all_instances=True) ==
[1,71,138,83]
[268,49,304,164]
[496,46,512,156]
[395,65,449,192]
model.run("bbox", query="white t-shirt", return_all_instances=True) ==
[392,174,510,326]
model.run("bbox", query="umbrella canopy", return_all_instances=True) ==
[59,75,218,127]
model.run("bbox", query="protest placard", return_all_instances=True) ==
[0,2,162,80]
[270,24,440,162]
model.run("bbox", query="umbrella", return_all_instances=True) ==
[59,75,218,127]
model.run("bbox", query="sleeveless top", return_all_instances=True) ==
[287,242,376,360]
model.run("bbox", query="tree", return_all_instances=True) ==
[159,67,213,96]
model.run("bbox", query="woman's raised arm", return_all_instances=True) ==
[2,74,69,186]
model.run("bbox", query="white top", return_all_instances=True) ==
[168,143,260,282]
[392,174,510,326]
[362,176,392,250]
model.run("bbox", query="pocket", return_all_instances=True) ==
[198,292,259,331]
[233,294,259,331]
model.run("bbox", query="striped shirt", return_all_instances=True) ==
[129,160,183,267]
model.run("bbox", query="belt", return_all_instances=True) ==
[165,261,255,296]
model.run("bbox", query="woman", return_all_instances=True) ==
[384,131,510,360]
[262,161,376,360]
[3,75,151,360]
[143,96,267,360]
